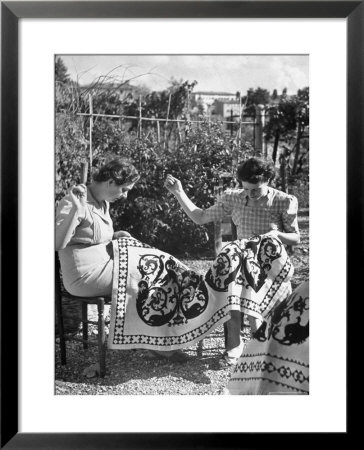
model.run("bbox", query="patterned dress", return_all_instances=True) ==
[204,186,299,239]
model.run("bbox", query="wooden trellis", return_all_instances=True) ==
[77,94,266,180]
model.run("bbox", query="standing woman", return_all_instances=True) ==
[56,157,139,297]
[164,157,300,365]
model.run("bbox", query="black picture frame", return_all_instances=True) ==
[1,1,359,448]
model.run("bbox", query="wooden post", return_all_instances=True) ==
[263,137,268,159]
[279,153,288,193]
[185,88,191,140]
[292,122,302,175]
[230,109,233,137]
[272,130,280,164]
[254,104,265,154]
[157,119,160,143]
[89,94,93,178]
[176,121,183,143]
[138,95,142,138]
[238,94,242,147]
[164,93,171,149]
[186,89,190,120]
[80,161,89,185]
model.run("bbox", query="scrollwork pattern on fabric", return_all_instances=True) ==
[205,236,283,293]
[136,254,209,327]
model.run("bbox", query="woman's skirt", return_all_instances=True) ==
[108,235,294,351]
[58,241,113,297]
[226,281,309,395]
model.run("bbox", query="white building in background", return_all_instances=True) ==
[192,91,236,112]
[213,100,241,119]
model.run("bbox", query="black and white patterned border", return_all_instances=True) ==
[110,238,239,347]
[109,238,294,348]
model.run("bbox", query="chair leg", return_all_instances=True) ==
[97,298,106,377]
[82,302,88,349]
[56,295,67,365]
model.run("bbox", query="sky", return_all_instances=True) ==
[60,54,309,95]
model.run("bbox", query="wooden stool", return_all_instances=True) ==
[55,254,111,377]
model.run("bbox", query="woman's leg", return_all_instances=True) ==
[224,311,246,361]
[225,313,262,352]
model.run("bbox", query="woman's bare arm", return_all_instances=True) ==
[164,174,211,225]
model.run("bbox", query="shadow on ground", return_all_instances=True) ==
[55,327,231,391]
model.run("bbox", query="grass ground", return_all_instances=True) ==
[55,208,309,395]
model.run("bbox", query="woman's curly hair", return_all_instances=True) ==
[93,158,140,185]
[237,157,276,184]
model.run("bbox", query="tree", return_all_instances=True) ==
[292,88,309,175]
[55,57,71,84]
[265,99,296,163]
[55,58,80,114]
[244,87,271,116]
[264,88,309,167]
[297,87,309,102]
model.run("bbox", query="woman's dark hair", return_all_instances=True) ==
[93,158,140,185]
[237,157,275,184]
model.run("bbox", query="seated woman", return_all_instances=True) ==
[164,157,300,366]
[56,157,139,297]
[56,157,188,362]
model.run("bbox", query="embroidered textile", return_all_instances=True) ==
[227,281,309,395]
[108,236,293,350]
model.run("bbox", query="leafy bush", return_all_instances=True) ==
[55,114,88,203]
[56,106,258,256]
[55,70,308,256]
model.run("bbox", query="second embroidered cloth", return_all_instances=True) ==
[226,281,309,395]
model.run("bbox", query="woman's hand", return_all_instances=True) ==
[56,185,87,251]
[259,224,279,240]
[262,229,279,239]
[69,184,87,211]
[163,174,208,225]
[164,174,183,196]
[113,230,132,239]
